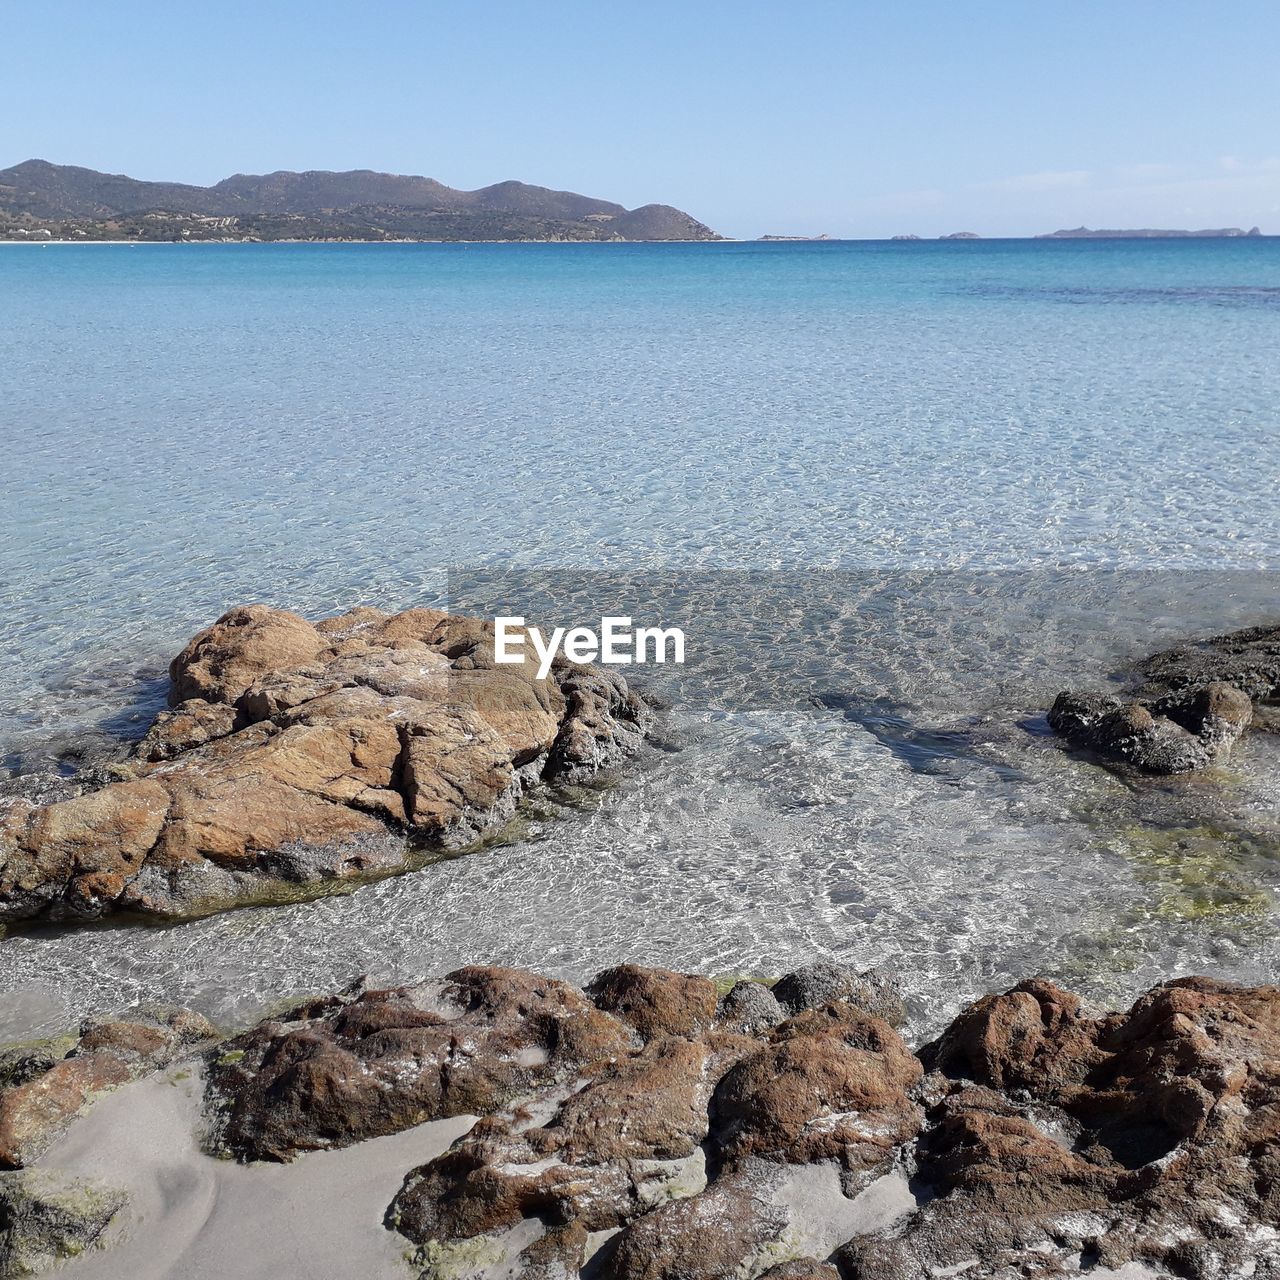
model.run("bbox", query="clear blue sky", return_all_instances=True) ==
[4,0,1278,238]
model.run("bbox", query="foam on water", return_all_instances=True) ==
[1,241,1279,1039]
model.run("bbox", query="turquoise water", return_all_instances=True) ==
[2,240,1279,1038]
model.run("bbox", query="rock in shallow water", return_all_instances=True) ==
[0,605,650,926]
[1049,621,1279,775]
[771,961,907,1028]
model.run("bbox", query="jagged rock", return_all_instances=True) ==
[1048,621,1279,775]
[841,975,1280,1279]
[606,1168,794,1280]
[387,1037,722,1277]
[710,1003,921,1175]
[205,966,637,1161]
[0,1167,126,1277]
[772,962,907,1028]
[0,1006,216,1169]
[202,960,917,1275]
[183,964,1280,1277]
[0,606,650,925]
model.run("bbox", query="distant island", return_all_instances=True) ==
[757,233,832,241]
[1037,225,1263,239]
[0,159,721,243]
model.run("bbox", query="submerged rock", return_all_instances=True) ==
[0,1167,126,1277]
[1049,621,1278,774]
[0,605,650,925]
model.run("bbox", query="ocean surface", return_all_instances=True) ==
[1,238,1279,1041]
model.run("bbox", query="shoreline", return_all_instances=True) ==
[2,962,1273,1279]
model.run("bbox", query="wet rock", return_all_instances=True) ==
[0,1167,127,1277]
[1139,622,1280,701]
[772,962,907,1028]
[1048,620,1279,775]
[0,606,650,925]
[0,1006,216,1168]
[1048,682,1253,774]
[717,981,784,1035]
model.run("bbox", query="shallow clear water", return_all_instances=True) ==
[1,240,1279,1040]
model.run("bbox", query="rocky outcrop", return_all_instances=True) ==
[0,605,650,925]
[0,1006,216,1169]
[0,1167,127,1277]
[4,963,1278,1278]
[198,961,912,1276]
[841,975,1280,1279]
[199,964,1280,1279]
[1049,621,1279,774]
[204,967,638,1162]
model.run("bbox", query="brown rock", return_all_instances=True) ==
[187,964,1280,1278]
[844,975,1280,1279]
[711,1002,921,1170]
[759,1263,840,1280]
[606,1169,789,1280]
[922,977,1097,1093]
[135,699,239,762]
[1,605,650,925]
[0,1006,216,1168]
[587,965,719,1043]
[205,967,634,1161]
[169,604,324,703]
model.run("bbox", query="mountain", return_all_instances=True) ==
[0,160,720,242]
[1037,225,1263,239]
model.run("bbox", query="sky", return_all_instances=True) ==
[4,0,1279,239]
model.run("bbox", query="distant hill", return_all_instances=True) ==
[1037,225,1262,239]
[0,160,721,242]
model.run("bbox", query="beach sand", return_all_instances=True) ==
[37,1068,475,1279]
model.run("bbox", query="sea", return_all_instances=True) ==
[1,237,1278,1041]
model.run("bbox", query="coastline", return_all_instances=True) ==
[3,960,1276,1279]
